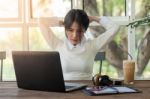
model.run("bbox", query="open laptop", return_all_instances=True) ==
[12,51,87,92]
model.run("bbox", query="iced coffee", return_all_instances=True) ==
[123,60,135,84]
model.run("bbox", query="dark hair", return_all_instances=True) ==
[64,9,89,31]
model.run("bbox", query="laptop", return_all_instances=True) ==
[12,51,87,92]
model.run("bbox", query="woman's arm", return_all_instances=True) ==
[39,18,63,49]
[88,16,100,23]
[89,16,119,51]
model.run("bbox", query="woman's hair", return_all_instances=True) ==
[64,9,89,31]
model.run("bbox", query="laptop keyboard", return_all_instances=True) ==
[65,85,75,89]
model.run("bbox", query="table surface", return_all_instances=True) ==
[0,80,150,99]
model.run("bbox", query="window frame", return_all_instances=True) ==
[0,0,137,81]
[0,0,23,22]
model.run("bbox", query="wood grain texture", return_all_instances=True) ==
[0,81,150,99]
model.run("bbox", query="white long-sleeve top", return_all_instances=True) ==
[39,17,119,80]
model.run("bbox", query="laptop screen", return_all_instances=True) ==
[12,51,66,92]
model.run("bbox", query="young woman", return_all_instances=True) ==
[39,9,119,80]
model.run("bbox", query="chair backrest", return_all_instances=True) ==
[0,51,6,81]
[94,52,105,61]
[0,51,6,60]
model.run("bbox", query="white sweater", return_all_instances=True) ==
[40,17,119,80]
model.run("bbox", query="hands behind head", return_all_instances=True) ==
[60,16,100,26]
[59,20,64,26]
[60,16,99,26]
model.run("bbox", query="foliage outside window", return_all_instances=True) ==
[84,0,125,16]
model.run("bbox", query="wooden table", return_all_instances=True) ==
[0,80,150,99]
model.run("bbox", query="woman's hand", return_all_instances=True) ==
[59,20,64,26]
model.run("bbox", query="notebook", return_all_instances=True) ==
[12,51,87,92]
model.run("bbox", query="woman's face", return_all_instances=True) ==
[65,22,85,46]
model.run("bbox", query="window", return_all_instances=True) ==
[0,0,149,81]
[0,0,19,18]
[0,28,22,81]
[0,0,72,81]
[134,0,150,79]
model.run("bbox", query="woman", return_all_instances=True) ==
[39,9,119,80]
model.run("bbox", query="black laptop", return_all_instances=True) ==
[12,51,87,92]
